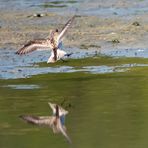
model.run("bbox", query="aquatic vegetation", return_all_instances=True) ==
[80,44,101,49]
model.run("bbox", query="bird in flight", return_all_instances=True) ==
[16,16,75,63]
[20,102,72,143]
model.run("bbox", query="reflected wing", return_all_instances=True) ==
[20,115,54,126]
[16,39,50,54]
[57,16,75,43]
[57,119,72,144]
[48,102,56,114]
[48,102,68,116]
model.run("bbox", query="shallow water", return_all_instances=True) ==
[1,0,148,17]
[0,53,148,148]
[1,48,148,79]
[1,0,148,147]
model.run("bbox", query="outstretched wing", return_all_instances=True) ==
[16,39,50,55]
[57,16,75,43]
[48,30,56,40]
[20,115,54,126]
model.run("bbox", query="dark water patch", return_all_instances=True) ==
[80,44,101,49]
[40,0,77,8]
[48,0,77,4]
[41,4,67,8]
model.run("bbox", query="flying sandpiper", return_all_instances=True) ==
[16,16,75,63]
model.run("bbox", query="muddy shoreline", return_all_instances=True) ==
[1,1,148,53]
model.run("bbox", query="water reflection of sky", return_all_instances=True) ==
[3,84,40,90]
[0,48,148,79]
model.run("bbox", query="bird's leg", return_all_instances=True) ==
[53,48,57,61]
[60,59,68,62]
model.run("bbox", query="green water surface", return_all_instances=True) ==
[0,57,148,148]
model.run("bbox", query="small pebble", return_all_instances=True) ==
[33,13,45,17]
[18,69,22,72]
[132,21,140,26]
[112,39,120,44]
